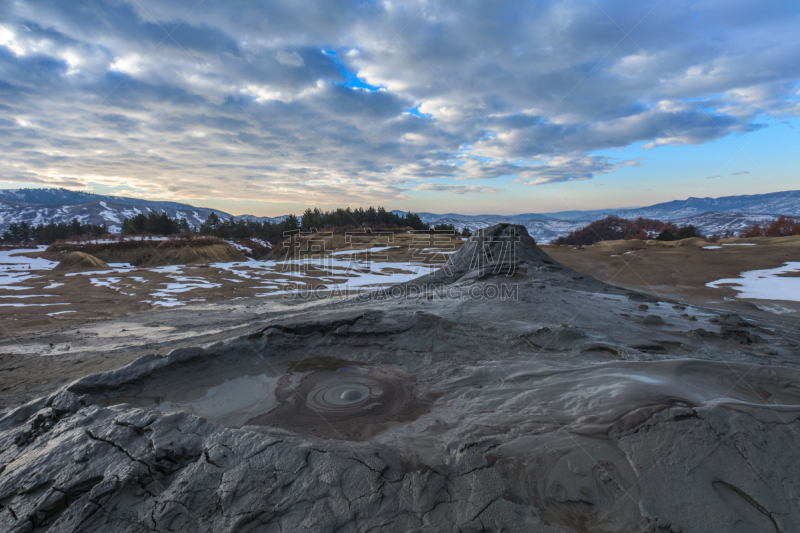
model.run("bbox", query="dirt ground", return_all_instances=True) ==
[544,235,800,314]
[1,234,461,339]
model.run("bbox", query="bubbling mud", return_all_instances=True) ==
[307,379,379,411]
[246,365,430,440]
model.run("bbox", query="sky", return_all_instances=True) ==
[0,0,799,216]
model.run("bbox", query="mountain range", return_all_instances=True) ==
[1,188,798,243]
[395,190,800,242]
[0,189,285,235]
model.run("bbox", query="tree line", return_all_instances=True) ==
[2,206,441,245]
[553,216,700,246]
[739,216,800,238]
[2,220,109,245]
[299,207,429,231]
[6,210,799,247]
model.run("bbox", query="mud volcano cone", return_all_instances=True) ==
[53,251,111,272]
[408,223,560,287]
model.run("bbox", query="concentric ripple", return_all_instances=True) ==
[307,378,382,412]
[246,363,430,440]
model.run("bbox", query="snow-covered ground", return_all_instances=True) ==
[0,245,445,310]
[0,247,58,289]
[0,246,57,269]
[328,246,394,256]
[707,262,800,303]
[224,240,255,255]
[0,302,69,307]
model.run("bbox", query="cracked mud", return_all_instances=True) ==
[1,224,799,532]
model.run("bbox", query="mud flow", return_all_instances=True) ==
[440,359,800,435]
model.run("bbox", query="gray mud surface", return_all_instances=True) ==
[2,224,800,532]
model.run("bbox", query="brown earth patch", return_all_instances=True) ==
[44,238,246,266]
[53,251,111,272]
[544,235,800,312]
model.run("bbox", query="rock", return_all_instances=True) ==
[638,304,650,311]
[643,314,664,326]
[629,292,659,303]
[719,313,751,327]
[688,328,715,339]
[720,327,761,344]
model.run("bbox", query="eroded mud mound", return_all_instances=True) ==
[45,238,246,266]
[140,242,246,267]
[406,223,563,287]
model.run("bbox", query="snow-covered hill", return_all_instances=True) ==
[0,199,230,235]
[416,212,782,244]
[614,190,800,219]
[233,214,289,224]
[394,190,800,242]
[0,189,292,234]
[0,188,211,211]
[2,188,799,242]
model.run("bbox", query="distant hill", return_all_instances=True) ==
[392,211,555,224]
[233,214,289,224]
[0,188,201,210]
[0,188,284,234]
[392,190,800,242]
[0,193,228,235]
[2,188,799,242]
[613,190,800,220]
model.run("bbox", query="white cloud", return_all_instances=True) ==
[0,24,24,55]
[109,54,143,74]
[415,183,503,195]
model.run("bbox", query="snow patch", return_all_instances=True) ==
[707,262,800,303]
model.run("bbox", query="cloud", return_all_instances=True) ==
[0,0,798,207]
[731,170,750,175]
[275,50,305,67]
[415,183,502,195]
[511,156,626,185]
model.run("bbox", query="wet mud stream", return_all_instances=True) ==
[437,358,800,435]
